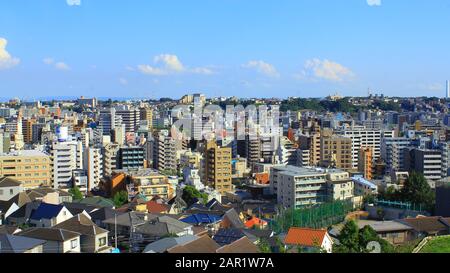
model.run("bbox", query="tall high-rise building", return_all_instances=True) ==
[98,108,123,136]
[139,107,153,131]
[103,143,120,178]
[51,141,83,189]
[117,146,144,170]
[204,141,232,194]
[83,147,103,191]
[320,130,353,171]
[152,132,177,172]
[115,105,139,133]
[358,147,373,180]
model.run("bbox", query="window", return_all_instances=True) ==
[71,239,78,249]
[98,237,107,247]
[10,189,14,195]
[0,190,3,195]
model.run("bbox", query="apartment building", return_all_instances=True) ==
[51,141,83,189]
[336,128,395,168]
[117,146,145,170]
[83,147,103,190]
[320,131,353,171]
[358,147,373,180]
[115,105,139,133]
[326,170,354,201]
[204,141,232,194]
[271,166,328,209]
[115,169,173,200]
[102,143,120,177]
[405,148,443,181]
[152,132,177,172]
[0,150,51,190]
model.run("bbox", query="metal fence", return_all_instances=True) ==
[270,200,354,233]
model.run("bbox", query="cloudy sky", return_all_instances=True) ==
[1,0,450,100]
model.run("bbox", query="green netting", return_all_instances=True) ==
[270,200,354,233]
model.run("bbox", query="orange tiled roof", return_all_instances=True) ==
[255,173,270,184]
[284,227,327,247]
[244,217,268,228]
[146,201,169,213]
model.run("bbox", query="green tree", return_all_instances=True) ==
[400,172,434,210]
[335,220,360,253]
[182,185,208,206]
[257,239,272,253]
[113,191,129,207]
[68,186,84,201]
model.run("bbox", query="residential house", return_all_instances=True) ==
[18,227,81,253]
[0,200,20,223]
[221,208,245,229]
[29,203,73,227]
[53,213,111,253]
[0,177,23,202]
[215,236,259,253]
[74,196,115,208]
[25,188,72,204]
[330,220,415,245]
[284,227,334,253]
[397,216,450,237]
[167,235,220,253]
[142,235,199,253]
[0,234,45,253]
[88,207,122,228]
[5,200,41,226]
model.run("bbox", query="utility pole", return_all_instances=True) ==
[114,213,118,249]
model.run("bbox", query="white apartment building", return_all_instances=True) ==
[102,143,120,177]
[83,147,103,190]
[270,165,328,209]
[336,128,395,168]
[51,141,83,189]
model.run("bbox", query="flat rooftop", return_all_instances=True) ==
[274,165,326,177]
[0,150,50,157]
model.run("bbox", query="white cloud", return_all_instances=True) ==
[119,78,128,85]
[297,58,355,82]
[43,58,54,65]
[242,60,280,78]
[137,64,167,76]
[138,54,214,76]
[154,54,184,72]
[43,58,70,71]
[0,38,20,70]
[66,0,81,6]
[55,62,70,70]
[367,0,381,6]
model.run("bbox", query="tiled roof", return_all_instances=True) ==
[0,177,21,188]
[180,213,222,225]
[398,216,450,234]
[216,236,259,253]
[223,208,245,229]
[18,227,80,242]
[213,228,245,246]
[30,203,65,220]
[284,227,328,247]
[167,235,220,253]
[0,234,45,253]
[244,217,268,229]
[54,213,108,236]
[146,201,169,213]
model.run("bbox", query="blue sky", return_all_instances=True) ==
[1,0,450,100]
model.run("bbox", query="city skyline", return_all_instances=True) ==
[1,0,450,99]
